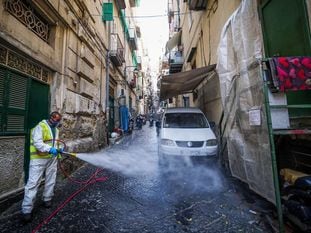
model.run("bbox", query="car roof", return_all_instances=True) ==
[163,107,203,114]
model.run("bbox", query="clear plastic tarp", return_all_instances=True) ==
[216,0,275,203]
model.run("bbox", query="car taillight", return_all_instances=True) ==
[161,139,175,146]
[206,139,217,146]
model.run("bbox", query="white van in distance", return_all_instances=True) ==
[158,108,218,163]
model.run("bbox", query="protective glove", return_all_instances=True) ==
[49,147,58,157]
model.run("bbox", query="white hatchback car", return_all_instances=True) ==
[158,108,218,162]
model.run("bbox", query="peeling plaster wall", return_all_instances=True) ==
[0,137,25,196]
[0,0,109,199]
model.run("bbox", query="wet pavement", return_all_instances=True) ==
[0,125,276,233]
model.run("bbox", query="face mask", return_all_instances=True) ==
[50,122,59,128]
[48,118,60,128]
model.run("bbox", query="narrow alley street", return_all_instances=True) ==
[0,125,275,233]
[1,1,310,232]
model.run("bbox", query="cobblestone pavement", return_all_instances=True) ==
[0,126,276,233]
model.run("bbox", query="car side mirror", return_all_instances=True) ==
[209,121,216,129]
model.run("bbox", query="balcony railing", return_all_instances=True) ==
[136,56,142,70]
[110,33,125,66]
[129,79,136,89]
[115,0,126,9]
[169,51,183,74]
[128,27,138,50]
[129,0,139,7]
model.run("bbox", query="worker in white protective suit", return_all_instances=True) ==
[21,112,63,222]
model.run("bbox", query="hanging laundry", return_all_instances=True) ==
[270,57,311,92]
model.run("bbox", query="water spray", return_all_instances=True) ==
[31,139,108,233]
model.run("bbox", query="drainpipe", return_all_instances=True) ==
[105,0,111,129]
[60,28,68,111]
[99,48,103,111]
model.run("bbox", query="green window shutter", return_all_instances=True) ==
[6,72,28,133]
[0,69,5,133]
[0,69,4,107]
[132,52,138,67]
[120,10,129,39]
[0,67,29,135]
[103,3,113,22]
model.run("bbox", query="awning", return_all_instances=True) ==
[160,64,216,101]
[165,30,182,53]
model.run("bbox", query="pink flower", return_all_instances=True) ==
[289,58,301,67]
[301,57,311,69]
[277,66,288,78]
[289,68,296,78]
[278,57,289,68]
[297,69,305,79]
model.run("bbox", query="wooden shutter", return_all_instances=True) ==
[6,72,28,132]
[0,69,5,132]
[0,67,29,135]
[103,3,113,21]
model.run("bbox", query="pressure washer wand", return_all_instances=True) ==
[58,150,77,157]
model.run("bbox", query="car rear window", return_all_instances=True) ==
[163,113,209,128]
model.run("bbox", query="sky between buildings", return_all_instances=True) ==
[136,0,169,75]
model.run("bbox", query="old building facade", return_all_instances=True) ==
[165,0,240,123]
[161,0,311,230]
[0,0,145,198]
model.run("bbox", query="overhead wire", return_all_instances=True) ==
[85,11,199,19]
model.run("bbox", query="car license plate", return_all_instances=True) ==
[180,150,202,156]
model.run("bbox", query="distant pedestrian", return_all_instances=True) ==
[21,112,63,222]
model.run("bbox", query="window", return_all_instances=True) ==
[5,0,51,43]
[0,67,30,135]
[163,113,209,128]
[0,45,50,83]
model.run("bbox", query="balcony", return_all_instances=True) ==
[129,79,136,89]
[110,33,125,66]
[169,51,183,74]
[136,26,141,38]
[129,0,139,7]
[128,27,138,50]
[115,0,126,9]
[136,56,142,70]
[188,0,208,11]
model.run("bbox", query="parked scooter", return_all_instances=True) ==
[136,115,143,130]
[128,117,134,134]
